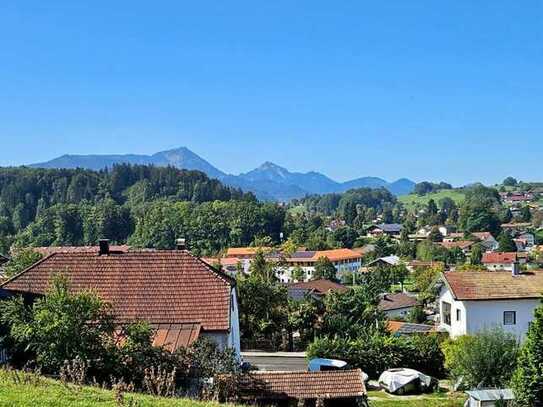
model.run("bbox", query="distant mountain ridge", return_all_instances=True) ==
[31,147,416,200]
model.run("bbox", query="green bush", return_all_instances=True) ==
[442,328,519,389]
[306,332,446,379]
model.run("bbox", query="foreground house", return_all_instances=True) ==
[287,279,348,301]
[238,369,368,407]
[0,242,241,356]
[436,270,543,339]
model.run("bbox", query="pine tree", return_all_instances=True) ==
[498,231,517,252]
[512,302,543,405]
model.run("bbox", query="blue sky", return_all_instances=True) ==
[1,1,542,186]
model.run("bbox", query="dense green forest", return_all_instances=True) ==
[1,166,540,258]
[0,165,399,255]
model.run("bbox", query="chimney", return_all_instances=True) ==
[512,261,520,276]
[99,239,110,256]
[176,238,186,250]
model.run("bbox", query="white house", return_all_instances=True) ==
[481,252,526,271]
[436,270,543,340]
[224,247,363,283]
[378,292,418,319]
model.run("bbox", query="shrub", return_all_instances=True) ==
[442,328,519,389]
[306,332,446,379]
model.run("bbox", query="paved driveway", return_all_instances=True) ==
[241,351,307,371]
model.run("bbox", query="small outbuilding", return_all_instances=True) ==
[239,369,368,407]
[464,388,514,407]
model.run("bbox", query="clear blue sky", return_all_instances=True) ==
[1,1,542,186]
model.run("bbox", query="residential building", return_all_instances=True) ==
[287,279,348,301]
[482,252,526,271]
[501,222,532,234]
[439,240,475,255]
[225,247,363,283]
[436,271,543,339]
[0,241,241,357]
[238,369,368,407]
[378,292,418,319]
[365,255,401,268]
[366,223,403,238]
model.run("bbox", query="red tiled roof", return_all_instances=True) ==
[378,292,418,311]
[482,252,517,264]
[1,251,234,331]
[442,271,543,300]
[439,240,475,250]
[288,279,348,295]
[239,369,366,399]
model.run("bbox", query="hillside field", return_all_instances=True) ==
[0,369,236,407]
[398,190,466,210]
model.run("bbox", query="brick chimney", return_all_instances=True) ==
[99,239,110,256]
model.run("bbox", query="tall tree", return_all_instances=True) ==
[313,256,338,282]
[498,231,517,252]
[512,302,543,405]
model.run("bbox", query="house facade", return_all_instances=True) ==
[378,292,418,319]
[482,252,525,271]
[437,271,543,339]
[0,242,241,357]
[224,247,363,283]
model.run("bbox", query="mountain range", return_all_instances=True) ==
[30,147,416,201]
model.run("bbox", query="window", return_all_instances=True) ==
[456,309,461,322]
[442,301,451,326]
[504,311,516,325]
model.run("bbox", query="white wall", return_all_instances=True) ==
[464,299,539,340]
[438,286,467,337]
[438,285,540,340]
[228,288,241,358]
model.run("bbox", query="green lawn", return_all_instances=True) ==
[0,369,235,407]
[398,190,466,210]
[367,389,465,406]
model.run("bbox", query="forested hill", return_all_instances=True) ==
[0,163,405,257]
[0,165,277,254]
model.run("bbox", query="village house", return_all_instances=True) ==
[482,252,527,271]
[378,292,418,319]
[224,247,363,283]
[365,255,401,268]
[287,278,348,301]
[439,240,476,255]
[443,231,499,251]
[436,270,543,339]
[0,240,241,357]
[366,223,403,238]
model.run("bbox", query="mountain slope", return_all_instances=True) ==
[30,147,416,200]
